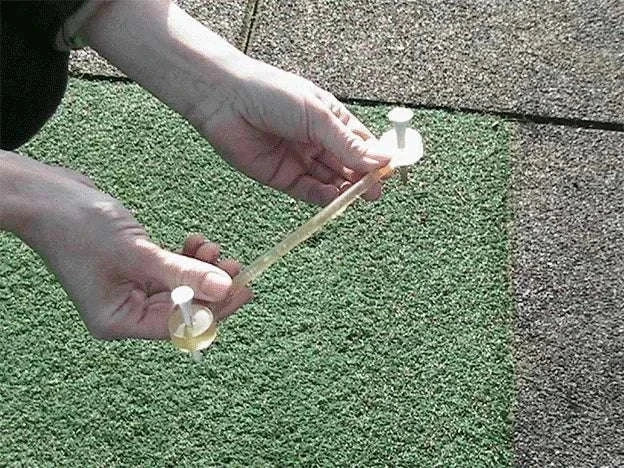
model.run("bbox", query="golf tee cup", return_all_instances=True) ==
[378,107,424,172]
[168,286,218,353]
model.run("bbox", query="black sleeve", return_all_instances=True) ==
[2,1,85,47]
[1,0,86,150]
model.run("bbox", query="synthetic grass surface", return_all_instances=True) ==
[1,79,512,466]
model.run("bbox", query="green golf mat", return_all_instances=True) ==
[0,79,513,466]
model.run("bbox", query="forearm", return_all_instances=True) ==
[80,0,253,128]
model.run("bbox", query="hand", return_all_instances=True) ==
[10,155,252,340]
[193,61,395,206]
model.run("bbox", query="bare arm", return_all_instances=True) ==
[79,0,394,206]
[0,149,251,340]
[79,0,252,129]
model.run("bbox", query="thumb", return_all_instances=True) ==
[310,107,393,173]
[142,242,233,302]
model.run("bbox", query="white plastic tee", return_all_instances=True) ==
[388,107,414,149]
[378,107,423,182]
[171,285,194,327]
[170,285,204,362]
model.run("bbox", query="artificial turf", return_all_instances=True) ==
[0,79,513,466]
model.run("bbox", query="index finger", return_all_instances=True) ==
[310,104,394,174]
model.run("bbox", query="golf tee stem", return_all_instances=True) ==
[180,301,193,328]
[395,124,407,149]
[395,124,408,184]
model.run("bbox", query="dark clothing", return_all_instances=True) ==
[1,1,83,150]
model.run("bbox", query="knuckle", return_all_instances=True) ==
[344,135,365,157]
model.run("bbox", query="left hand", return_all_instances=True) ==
[8,153,252,340]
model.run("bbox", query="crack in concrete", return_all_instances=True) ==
[241,0,261,53]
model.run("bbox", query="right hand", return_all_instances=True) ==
[78,0,393,207]
[6,153,252,340]
[194,59,394,206]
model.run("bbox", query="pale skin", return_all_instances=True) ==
[0,0,396,341]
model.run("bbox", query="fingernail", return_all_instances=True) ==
[375,151,393,163]
[201,271,232,300]
[364,156,389,166]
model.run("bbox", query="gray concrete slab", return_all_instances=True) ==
[69,0,251,77]
[248,0,623,124]
[512,123,624,466]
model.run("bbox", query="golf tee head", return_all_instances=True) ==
[169,286,218,356]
